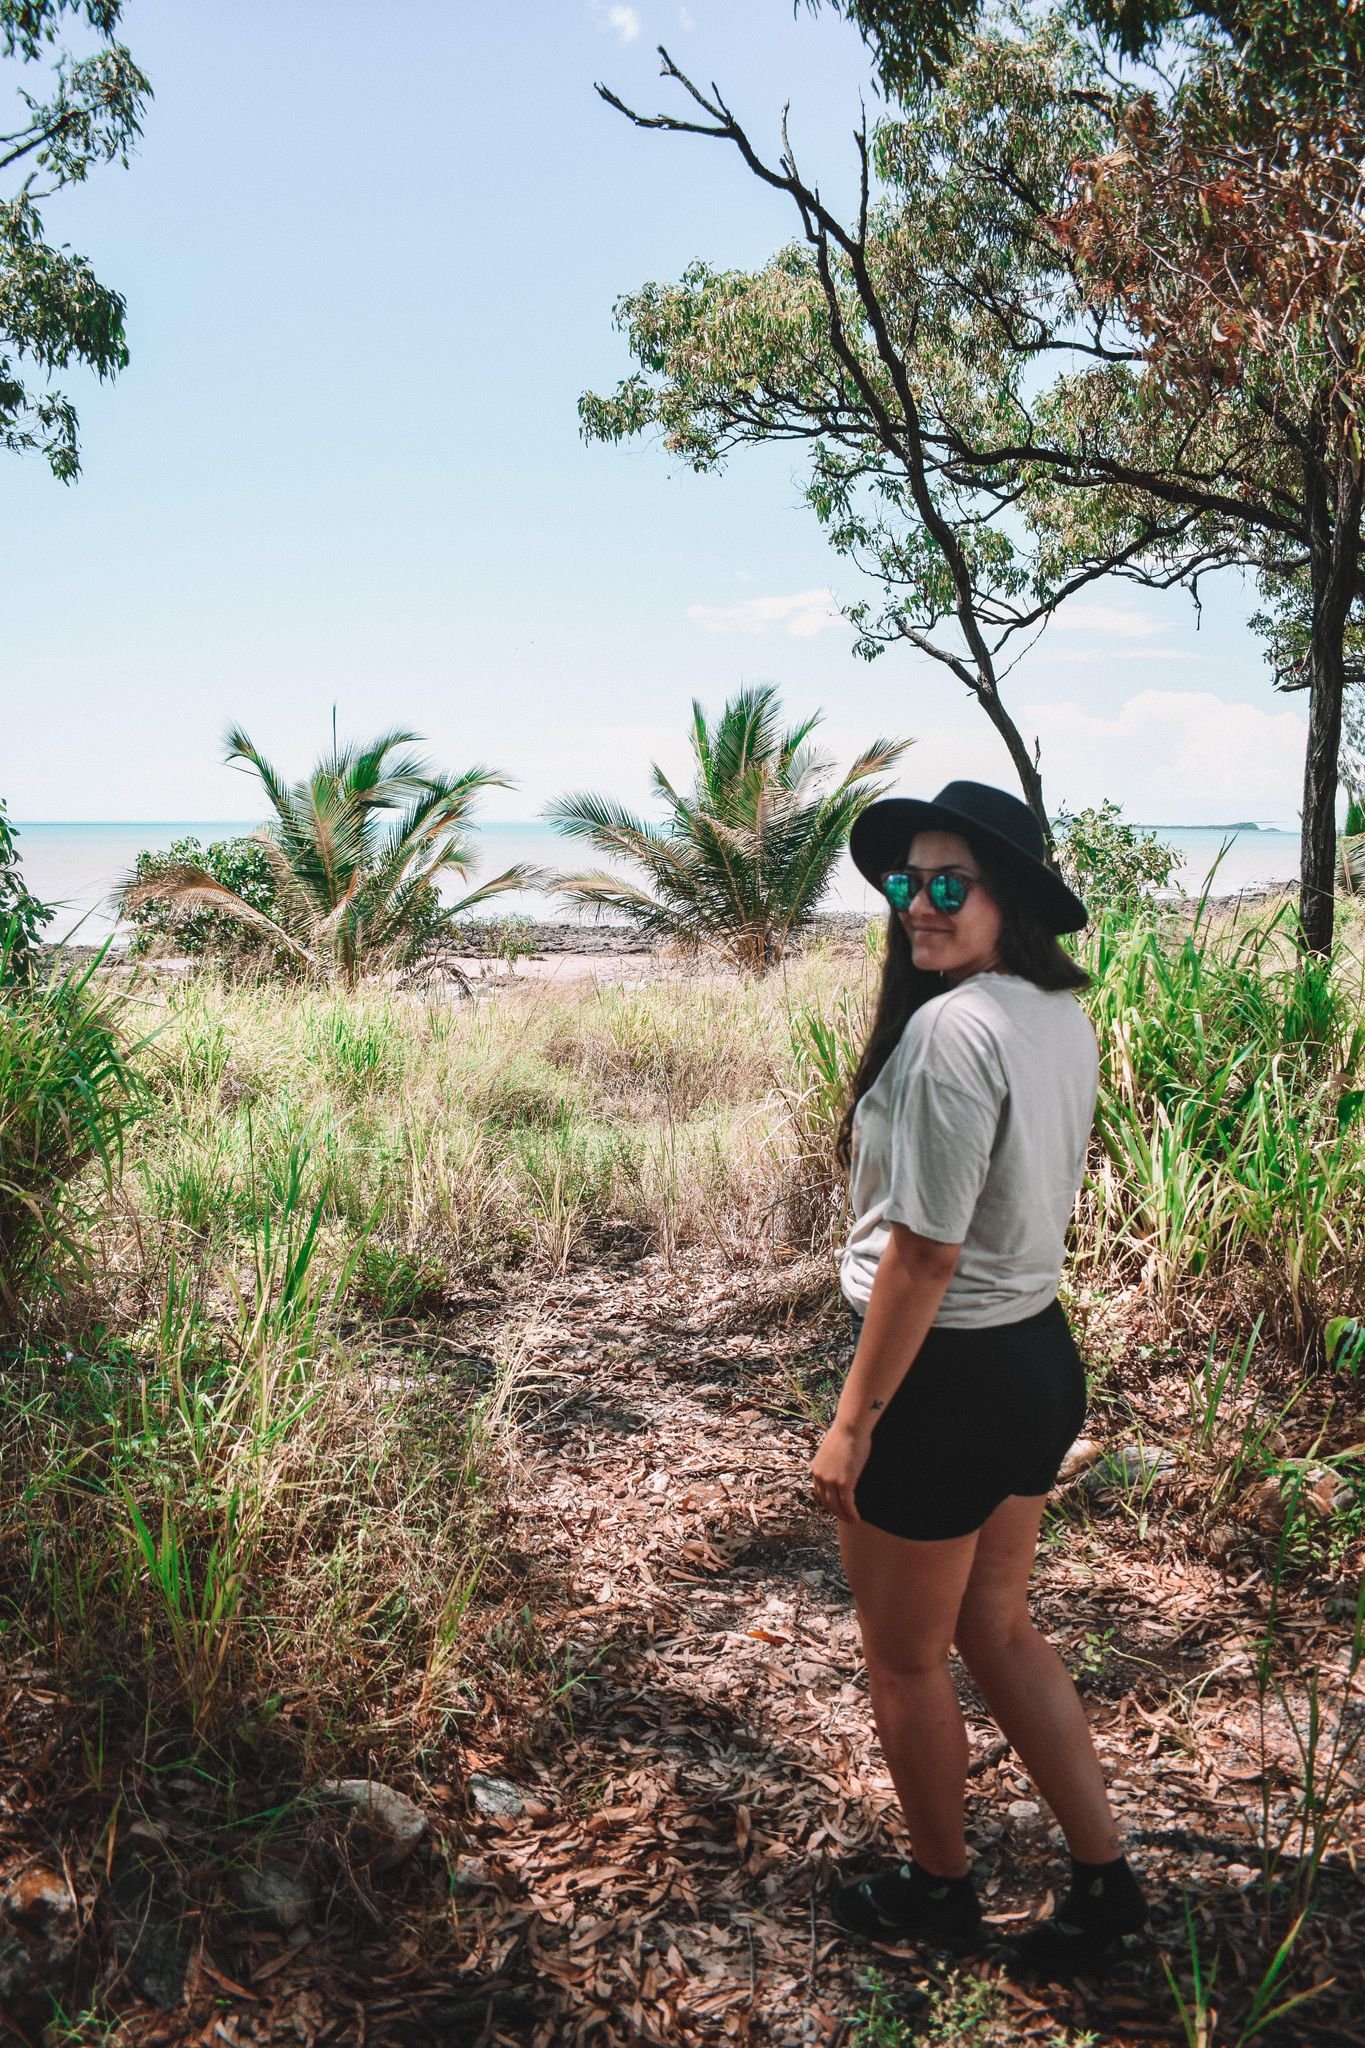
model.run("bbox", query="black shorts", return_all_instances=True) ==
[847,1297,1086,1542]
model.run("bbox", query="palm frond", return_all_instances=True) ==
[548,792,668,850]
[335,729,429,804]
[777,716,825,777]
[444,863,546,918]
[688,700,717,807]
[385,767,511,859]
[707,683,783,790]
[838,734,914,786]
[552,871,699,941]
[222,727,312,848]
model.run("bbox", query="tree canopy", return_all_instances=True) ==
[586,5,1365,948]
[1,0,149,480]
[809,0,1365,103]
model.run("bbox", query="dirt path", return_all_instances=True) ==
[446,1254,1363,2047]
[8,1253,1356,2045]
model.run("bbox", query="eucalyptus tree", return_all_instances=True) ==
[123,727,539,987]
[548,684,908,973]
[1042,12,1365,953]
[1,1,149,480]
[583,24,1239,844]
[586,8,1365,948]
[811,0,1365,103]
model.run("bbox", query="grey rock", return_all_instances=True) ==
[1079,1443,1177,1498]
[467,1773,526,1821]
[238,1864,316,1932]
[316,1778,428,1869]
[450,1853,492,1893]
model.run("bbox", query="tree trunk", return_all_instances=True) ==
[1299,451,1363,955]
[975,683,1051,845]
[1300,631,1343,955]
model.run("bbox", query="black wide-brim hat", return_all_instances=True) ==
[849,779,1088,934]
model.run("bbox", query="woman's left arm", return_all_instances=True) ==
[810,1222,961,1522]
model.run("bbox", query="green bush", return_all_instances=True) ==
[0,800,54,983]
[1054,801,1178,912]
[124,835,282,964]
[0,953,146,1324]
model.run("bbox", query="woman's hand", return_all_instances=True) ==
[810,1420,871,1523]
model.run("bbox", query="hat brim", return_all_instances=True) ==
[849,798,1088,934]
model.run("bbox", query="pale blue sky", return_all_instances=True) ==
[2,0,1307,829]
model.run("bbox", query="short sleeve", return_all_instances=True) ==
[883,1007,1007,1243]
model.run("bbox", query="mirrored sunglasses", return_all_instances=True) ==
[880,869,974,915]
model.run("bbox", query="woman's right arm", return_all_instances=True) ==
[811,1223,960,1522]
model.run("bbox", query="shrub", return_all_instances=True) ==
[0,954,146,1324]
[124,834,283,964]
[1054,800,1178,912]
[0,799,54,983]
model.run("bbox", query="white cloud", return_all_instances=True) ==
[593,3,641,43]
[686,588,847,639]
[1020,688,1308,822]
[1049,602,1168,641]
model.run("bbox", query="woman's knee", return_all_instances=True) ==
[953,1602,1034,1673]
[861,1624,955,1685]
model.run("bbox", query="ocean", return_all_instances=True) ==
[11,819,1306,946]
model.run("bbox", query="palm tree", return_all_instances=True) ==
[122,726,539,985]
[548,685,910,973]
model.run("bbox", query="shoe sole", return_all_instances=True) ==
[1007,1926,1148,1980]
[827,1896,984,1952]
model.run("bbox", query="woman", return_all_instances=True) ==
[811,780,1147,1970]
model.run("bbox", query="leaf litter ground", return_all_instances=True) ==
[2,1249,1361,2045]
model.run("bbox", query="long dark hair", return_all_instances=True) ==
[835,836,1090,1169]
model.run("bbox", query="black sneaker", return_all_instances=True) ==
[1011,1859,1149,1978]
[829,1861,983,1948]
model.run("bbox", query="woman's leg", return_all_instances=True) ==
[838,1518,980,1876]
[951,1493,1120,1863]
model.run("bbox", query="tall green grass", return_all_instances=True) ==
[0,938,147,1326]
[1080,905,1365,1336]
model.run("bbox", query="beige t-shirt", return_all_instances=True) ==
[839,972,1098,1326]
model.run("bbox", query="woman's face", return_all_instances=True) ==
[899,829,1005,984]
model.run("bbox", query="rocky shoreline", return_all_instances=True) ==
[35,889,1302,977]
[435,913,877,957]
[39,912,878,971]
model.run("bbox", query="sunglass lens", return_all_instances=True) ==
[882,872,914,912]
[928,872,969,914]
